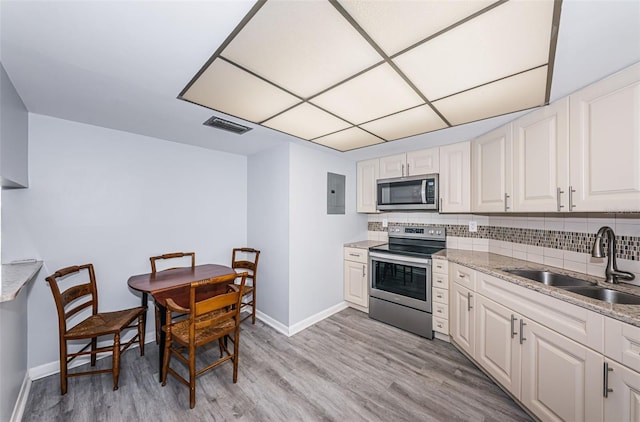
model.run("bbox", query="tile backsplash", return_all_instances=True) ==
[367,212,640,285]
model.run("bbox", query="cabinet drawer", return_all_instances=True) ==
[433,259,449,275]
[605,317,640,373]
[433,273,448,290]
[433,302,449,320]
[451,263,476,290]
[433,287,448,305]
[433,316,449,334]
[344,247,368,264]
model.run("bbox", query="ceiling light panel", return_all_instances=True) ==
[433,66,548,126]
[360,105,448,141]
[340,0,495,56]
[263,103,352,140]
[394,0,555,101]
[222,0,383,98]
[312,127,384,152]
[310,63,424,124]
[182,59,300,122]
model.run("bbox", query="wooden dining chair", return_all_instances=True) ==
[45,264,146,395]
[149,252,196,344]
[161,272,247,409]
[231,247,261,324]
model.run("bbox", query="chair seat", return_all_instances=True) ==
[65,307,145,340]
[242,285,254,295]
[169,313,235,346]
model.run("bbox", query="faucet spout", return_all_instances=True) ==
[591,226,635,284]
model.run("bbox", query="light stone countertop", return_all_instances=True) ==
[434,249,640,327]
[1,261,43,302]
[344,240,387,249]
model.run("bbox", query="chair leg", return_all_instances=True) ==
[251,290,256,324]
[60,339,68,395]
[154,304,160,345]
[232,329,240,383]
[189,343,196,409]
[218,338,224,358]
[90,337,97,366]
[138,314,145,356]
[112,334,120,391]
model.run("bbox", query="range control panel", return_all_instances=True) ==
[387,224,446,240]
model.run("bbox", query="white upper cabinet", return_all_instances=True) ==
[512,97,570,212]
[356,158,379,213]
[439,141,471,213]
[379,147,439,179]
[471,125,513,213]
[569,63,640,212]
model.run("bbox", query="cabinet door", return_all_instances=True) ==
[521,318,603,422]
[471,125,512,212]
[356,159,379,213]
[407,147,439,175]
[439,141,471,213]
[451,282,475,357]
[379,154,406,179]
[344,260,368,308]
[605,359,640,422]
[512,98,569,212]
[569,63,640,212]
[475,295,522,399]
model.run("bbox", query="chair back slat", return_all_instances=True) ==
[46,264,99,331]
[184,273,246,333]
[195,291,238,317]
[60,283,93,309]
[150,252,195,273]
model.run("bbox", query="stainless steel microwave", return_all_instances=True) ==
[376,174,439,211]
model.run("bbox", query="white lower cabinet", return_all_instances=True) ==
[520,317,603,422]
[475,294,522,398]
[343,247,368,310]
[604,359,640,422]
[450,281,474,356]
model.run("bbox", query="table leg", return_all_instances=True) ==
[140,292,148,333]
[157,301,167,382]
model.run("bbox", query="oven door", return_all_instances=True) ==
[369,252,432,312]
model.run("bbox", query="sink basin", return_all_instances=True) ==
[503,269,596,287]
[562,286,640,305]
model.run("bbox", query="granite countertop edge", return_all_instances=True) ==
[1,261,43,302]
[434,249,640,327]
[344,240,387,249]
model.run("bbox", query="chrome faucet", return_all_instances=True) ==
[591,226,635,284]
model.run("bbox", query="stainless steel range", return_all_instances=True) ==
[368,224,446,339]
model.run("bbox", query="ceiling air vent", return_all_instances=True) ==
[203,116,252,134]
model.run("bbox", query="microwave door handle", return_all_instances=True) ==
[421,180,427,204]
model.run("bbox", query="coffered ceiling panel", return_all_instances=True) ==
[180,0,561,152]
[393,0,555,101]
[360,105,448,141]
[310,63,424,125]
[433,65,548,126]
[221,0,383,98]
[262,103,351,140]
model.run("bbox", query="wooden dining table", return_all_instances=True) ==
[127,264,237,381]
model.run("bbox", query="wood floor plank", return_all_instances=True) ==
[22,308,532,421]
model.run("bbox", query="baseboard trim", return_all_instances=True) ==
[10,371,31,422]
[288,301,349,337]
[255,310,289,336]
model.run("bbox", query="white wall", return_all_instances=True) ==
[247,144,290,326]
[0,289,27,422]
[0,62,28,187]
[1,114,248,370]
[288,143,367,326]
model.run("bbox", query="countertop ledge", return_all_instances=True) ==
[434,249,640,328]
[1,261,43,302]
[344,240,386,249]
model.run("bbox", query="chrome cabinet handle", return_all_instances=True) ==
[511,314,518,339]
[467,292,473,311]
[519,319,527,344]
[556,187,565,212]
[459,273,465,278]
[604,362,614,398]
[402,164,405,177]
[437,308,443,313]
[504,193,510,212]
[439,198,442,211]
[569,186,576,211]
[362,265,365,278]
[407,163,410,176]
[349,253,360,257]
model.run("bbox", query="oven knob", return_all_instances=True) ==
[428,230,434,234]
[436,230,441,235]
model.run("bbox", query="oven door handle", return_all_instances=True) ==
[369,252,432,267]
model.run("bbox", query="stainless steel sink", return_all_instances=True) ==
[502,269,596,287]
[561,286,640,305]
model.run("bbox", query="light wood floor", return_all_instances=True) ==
[23,308,532,421]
